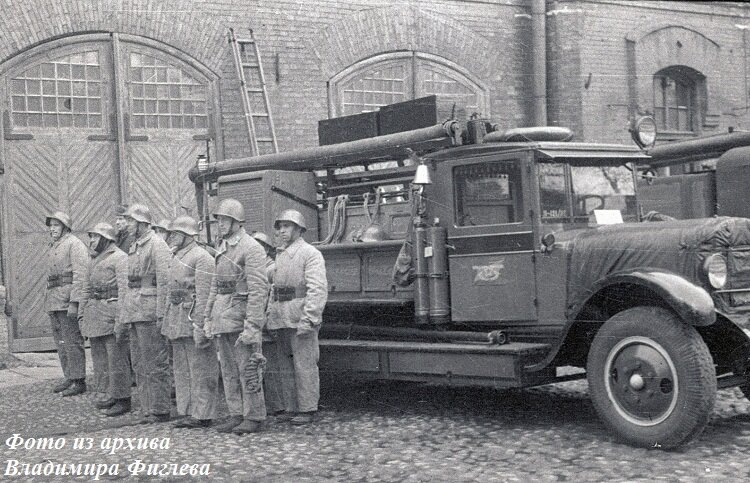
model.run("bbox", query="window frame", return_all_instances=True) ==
[652,65,706,140]
[329,51,489,118]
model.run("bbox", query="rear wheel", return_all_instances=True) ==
[587,306,716,449]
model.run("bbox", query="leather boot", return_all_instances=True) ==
[136,413,171,424]
[95,398,116,410]
[291,412,315,426]
[173,417,212,429]
[214,415,243,433]
[52,380,72,394]
[104,398,131,417]
[61,379,86,397]
[273,411,294,422]
[231,419,263,435]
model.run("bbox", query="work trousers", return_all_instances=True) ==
[215,331,266,421]
[262,335,285,414]
[129,321,171,416]
[270,328,320,413]
[90,334,131,400]
[49,311,86,380]
[171,337,219,420]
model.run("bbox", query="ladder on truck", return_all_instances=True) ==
[229,28,278,156]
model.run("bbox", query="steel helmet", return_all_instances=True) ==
[45,211,73,230]
[252,232,274,249]
[153,218,171,231]
[169,216,200,237]
[87,222,117,242]
[274,209,307,231]
[212,198,245,223]
[124,203,152,224]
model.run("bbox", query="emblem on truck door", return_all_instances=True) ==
[472,259,506,284]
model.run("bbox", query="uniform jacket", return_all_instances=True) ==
[161,241,214,340]
[266,237,328,330]
[122,230,171,324]
[79,244,128,338]
[44,233,89,313]
[204,228,268,335]
[116,230,134,253]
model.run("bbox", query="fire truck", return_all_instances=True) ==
[189,101,750,449]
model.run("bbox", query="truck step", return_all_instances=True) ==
[319,339,552,389]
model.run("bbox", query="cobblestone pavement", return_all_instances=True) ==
[1,373,750,482]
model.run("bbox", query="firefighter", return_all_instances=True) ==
[161,216,218,428]
[115,205,134,253]
[252,231,284,416]
[80,222,131,416]
[122,203,172,423]
[266,209,328,425]
[152,219,171,242]
[45,211,90,396]
[203,198,269,434]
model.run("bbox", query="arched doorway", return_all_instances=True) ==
[0,34,220,350]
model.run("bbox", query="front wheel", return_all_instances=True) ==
[587,306,716,449]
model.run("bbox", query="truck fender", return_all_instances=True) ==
[579,270,716,327]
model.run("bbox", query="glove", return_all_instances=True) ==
[193,325,212,350]
[203,317,214,339]
[67,302,79,320]
[235,326,262,348]
[296,319,318,337]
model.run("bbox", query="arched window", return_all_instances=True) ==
[653,66,705,135]
[330,52,488,118]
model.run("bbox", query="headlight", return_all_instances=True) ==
[704,253,728,289]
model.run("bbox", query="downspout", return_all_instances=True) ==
[531,0,548,126]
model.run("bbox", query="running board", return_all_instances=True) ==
[319,339,553,389]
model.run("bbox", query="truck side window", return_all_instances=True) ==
[454,161,523,226]
[539,163,569,223]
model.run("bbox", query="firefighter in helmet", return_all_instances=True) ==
[203,198,269,434]
[152,218,171,242]
[161,216,219,428]
[114,205,134,253]
[80,222,131,416]
[266,209,328,425]
[121,203,172,423]
[45,211,90,396]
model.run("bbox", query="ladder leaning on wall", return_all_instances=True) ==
[228,28,279,156]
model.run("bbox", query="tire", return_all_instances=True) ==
[586,306,716,449]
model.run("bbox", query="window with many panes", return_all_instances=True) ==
[10,50,103,129]
[653,66,704,134]
[128,52,208,130]
[454,161,523,227]
[332,52,488,118]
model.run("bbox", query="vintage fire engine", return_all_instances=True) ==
[190,100,750,449]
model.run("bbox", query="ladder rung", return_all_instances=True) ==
[258,138,275,142]
[237,39,256,44]
[242,63,259,68]
[252,113,270,118]
[245,88,264,93]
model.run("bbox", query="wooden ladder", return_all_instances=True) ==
[228,28,279,156]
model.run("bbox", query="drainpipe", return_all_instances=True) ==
[531,0,548,126]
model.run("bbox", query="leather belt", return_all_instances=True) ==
[216,280,236,295]
[47,272,73,289]
[272,286,307,302]
[128,274,156,289]
[92,286,118,300]
[169,288,194,304]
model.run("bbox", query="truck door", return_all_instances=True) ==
[438,153,537,323]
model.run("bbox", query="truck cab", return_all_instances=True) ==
[192,117,750,450]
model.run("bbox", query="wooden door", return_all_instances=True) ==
[1,41,118,350]
[120,44,212,219]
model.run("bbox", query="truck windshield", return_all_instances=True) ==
[571,165,637,221]
[539,163,638,223]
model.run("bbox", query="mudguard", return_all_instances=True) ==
[576,270,716,327]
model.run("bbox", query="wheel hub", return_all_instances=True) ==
[604,336,678,426]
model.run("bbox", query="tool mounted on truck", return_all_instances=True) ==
[189,97,750,449]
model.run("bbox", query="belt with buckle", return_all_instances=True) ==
[272,286,306,302]
[92,286,118,300]
[47,271,73,289]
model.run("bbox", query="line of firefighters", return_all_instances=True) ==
[43,198,328,434]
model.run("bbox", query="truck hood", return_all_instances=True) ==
[563,217,750,316]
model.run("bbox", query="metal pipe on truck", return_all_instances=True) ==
[413,226,430,325]
[320,323,495,344]
[189,121,461,182]
[645,130,750,169]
